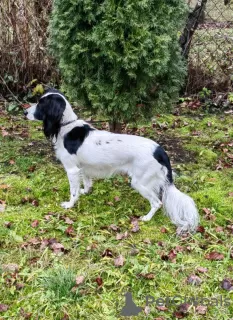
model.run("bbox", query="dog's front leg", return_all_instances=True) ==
[61,167,81,209]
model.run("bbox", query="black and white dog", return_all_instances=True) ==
[24,89,199,233]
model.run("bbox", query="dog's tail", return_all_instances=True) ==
[162,183,199,234]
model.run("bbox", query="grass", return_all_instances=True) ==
[0,105,233,319]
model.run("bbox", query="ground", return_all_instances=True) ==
[0,104,233,320]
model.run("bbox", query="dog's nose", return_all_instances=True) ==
[24,110,28,116]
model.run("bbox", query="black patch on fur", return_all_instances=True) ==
[106,141,110,144]
[96,140,102,145]
[153,146,173,184]
[117,139,122,142]
[34,94,66,139]
[64,124,94,154]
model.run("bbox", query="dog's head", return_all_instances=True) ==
[24,90,74,139]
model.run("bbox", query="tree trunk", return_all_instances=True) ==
[180,0,208,59]
[108,121,122,133]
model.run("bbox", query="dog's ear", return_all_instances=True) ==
[35,94,66,139]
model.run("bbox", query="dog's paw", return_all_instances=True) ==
[61,201,74,209]
[80,188,86,195]
[139,215,151,222]
[80,188,91,195]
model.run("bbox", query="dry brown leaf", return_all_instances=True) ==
[75,275,85,286]
[195,305,207,315]
[196,267,208,273]
[114,254,124,267]
[116,231,128,240]
[205,252,224,261]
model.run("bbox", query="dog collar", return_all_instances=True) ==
[61,120,77,127]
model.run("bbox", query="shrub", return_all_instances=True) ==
[49,0,188,122]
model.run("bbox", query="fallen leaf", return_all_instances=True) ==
[205,252,224,261]
[195,305,207,315]
[109,224,120,232]
[95,276,103,288]
[107,201,114,206]
[16,283,25,290]
[156,306,168,311]
[161,249,177,263]
[64,217,74,225]
[4,221,12,228]
[157,241,165,247]
[0,184,10,189]
[1,129,9,137]
[202,208,211,215]
[215,226,224,232]
[144,306,150,315]
[221,278,233,291]
[173,303,190,318]
[0,203,6,212]
[65,226,75,236]
[114,254,124,267]
[9,159,15,165]
[61,313,69,320]
[20,308,32,319]
[196,226,205,233]
[116,231,128,240]
[203,208,216,220]
[160,227,168,233]
[28,165,36,172]
[187,275,202,286]
[114,196,120,202]
[86,243,98,251]
[50,242,65,254]
[21,103,31,109]
[138,273,155,279]
[130,248,139,256]
[2,263,19,273]
[192,130,201,136]
[226,225,233,234]
[75,275,85,286]
[175,246,184,252]
[102,248,114,258]
[131,218,140,233]
[31,199,39,207]
[31,220,39,228]
[143,238,151,244]
[0,304,9,312]
[196,267,208,273]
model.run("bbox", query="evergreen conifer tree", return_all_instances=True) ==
[49,0,187,122]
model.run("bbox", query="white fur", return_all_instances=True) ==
[25,92,199,233]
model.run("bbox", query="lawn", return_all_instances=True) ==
[0,103,233,319]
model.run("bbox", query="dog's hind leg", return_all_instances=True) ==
[61,167,81,209]
[80,174,92,194]
[131,179,162,221]
[140,195,162,221]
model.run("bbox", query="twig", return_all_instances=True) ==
[0,74,22,104]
